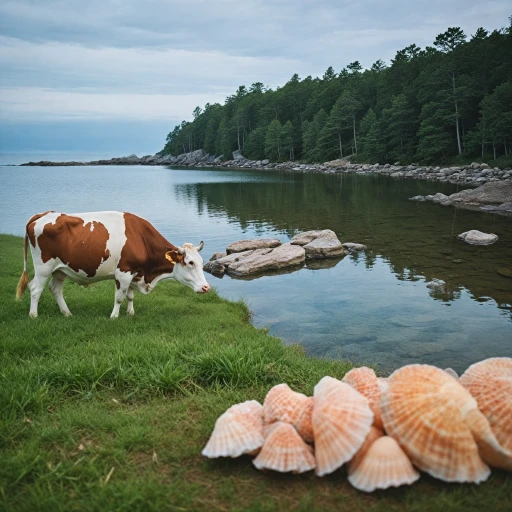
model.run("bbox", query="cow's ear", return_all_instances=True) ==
[165,250,184,264]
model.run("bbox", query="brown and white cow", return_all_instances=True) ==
[16,211,210,318]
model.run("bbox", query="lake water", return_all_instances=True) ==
[1,163,511,373]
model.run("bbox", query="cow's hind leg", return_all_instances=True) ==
[49,270,72,317]
[126,288,135,316]
[111,273,133,319]
[28,272,51,318]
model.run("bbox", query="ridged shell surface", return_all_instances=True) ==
[313,376,374,476]
[252,421,316,473]
[263,383,314,442]
[348,436,420,492]
[460,357,512,455]
[343,367,383,429]
[202,400,264,458]
[348,426,385,473]
[380,364,491,483]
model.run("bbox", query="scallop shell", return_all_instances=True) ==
[252,421,316,473]
[348,426,385,473]
[460,357,512,455]
[313,376,374,476]
[343,367,383,429]
[263,383,314,442]
[380,364,499,482]
[348,436,420,492]
[444,368,459,379]
[202,400,264,458]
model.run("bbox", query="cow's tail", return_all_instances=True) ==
[16,233,29,300]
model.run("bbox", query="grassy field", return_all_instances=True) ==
[0,234,510,512]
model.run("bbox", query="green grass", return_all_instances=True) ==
[0,234,510,512]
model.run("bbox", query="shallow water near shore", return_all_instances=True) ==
[1,164,511,373]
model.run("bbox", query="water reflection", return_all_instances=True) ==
[173,171,512,315]
[172,169,512,372]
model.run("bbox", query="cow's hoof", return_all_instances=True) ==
[29,312,38,318]
[110,314,119,319]
[62,311,72,317]
[127,310,135,316]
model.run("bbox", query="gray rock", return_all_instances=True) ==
[291,229,344,259]
[203,259,227,275]
[261,159,269,165]
[227,244,305,276]
[409,195,426,202]
[226,238,281,254]
[457,230,498,246]
[431,193,451,205]
[209,252,227,261]
[449,181,512,206]
[342,243,367,252]
[232,150,246,161]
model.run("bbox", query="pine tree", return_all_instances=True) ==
[265,120,282,161]
[302,109,328,161]
[359,108,384,163]
[281,121,295,160]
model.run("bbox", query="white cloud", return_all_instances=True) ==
[0,87,229,120]
[0,0,510,123]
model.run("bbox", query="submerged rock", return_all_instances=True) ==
[457,230,498,246]
[290,230,344,259]
[497,268,512,279]
[226,238,281,254]
[480,202,512,215]
[342,243,367,252]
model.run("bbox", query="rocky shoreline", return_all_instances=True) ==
[20,148,512,189]
[20,149,512,214]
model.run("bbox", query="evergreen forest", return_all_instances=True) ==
[161,20,512,166]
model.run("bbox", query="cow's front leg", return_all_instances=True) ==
[111,275,132,319]
[126,288,135,316]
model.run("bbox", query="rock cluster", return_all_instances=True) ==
[204,231,366,278]
[409,181,512,215]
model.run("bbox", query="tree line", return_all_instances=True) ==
[160,19,512,165]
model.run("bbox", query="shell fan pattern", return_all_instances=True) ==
[202,358,512,492]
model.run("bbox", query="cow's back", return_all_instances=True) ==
[28,211,127,279]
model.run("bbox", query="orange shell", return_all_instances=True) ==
[380,364,493,483]
[313,376,374,476]
[348,436,420,492]
[343,367,383,429]
[252,421,316,473]
[460,357,512,456]
[348,426,385,473]
[263,383,314,442]
[202,400,264,458]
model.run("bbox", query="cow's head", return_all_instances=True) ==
[166,241,210,293]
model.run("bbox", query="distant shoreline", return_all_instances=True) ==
[17,151,512,190]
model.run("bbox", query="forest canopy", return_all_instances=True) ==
[160,19,512,166]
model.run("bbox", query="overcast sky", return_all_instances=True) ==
[0,0,510,155]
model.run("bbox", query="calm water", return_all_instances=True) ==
[1,164,511,373]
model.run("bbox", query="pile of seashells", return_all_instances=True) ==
[202,358,512,492]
